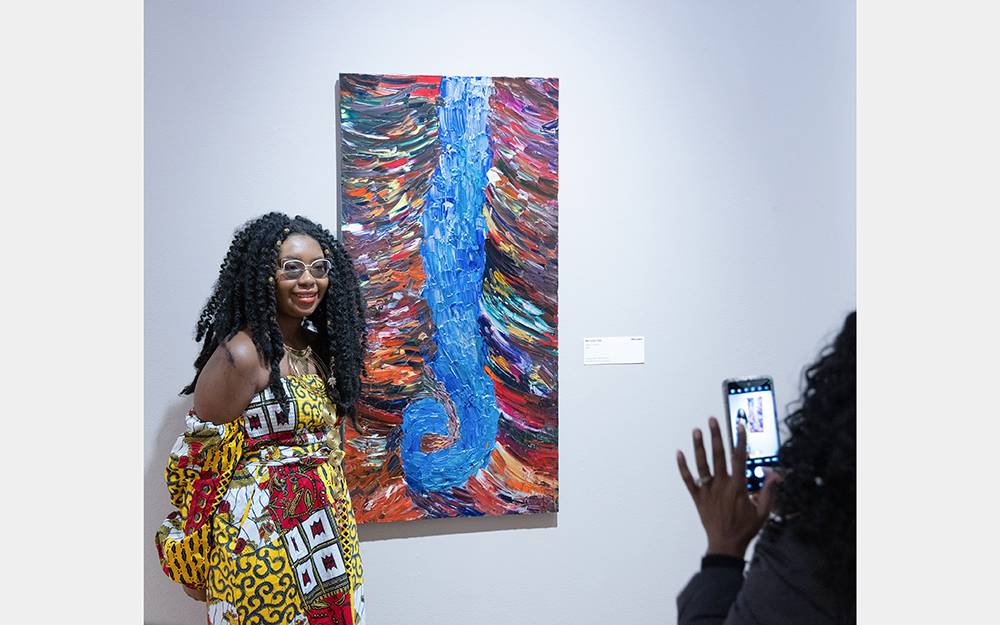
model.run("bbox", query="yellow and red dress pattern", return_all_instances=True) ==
[161,374,365,625]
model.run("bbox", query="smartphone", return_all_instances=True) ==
[722,376,780,491]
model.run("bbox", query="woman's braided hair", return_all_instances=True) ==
[182,212,367,421]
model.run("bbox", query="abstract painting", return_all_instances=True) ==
[339,74,558,522]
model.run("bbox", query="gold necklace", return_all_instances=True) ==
[283,343,315,377]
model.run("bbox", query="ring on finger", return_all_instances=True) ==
[695,475,713,488]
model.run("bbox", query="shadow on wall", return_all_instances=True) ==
[358,509,558,543]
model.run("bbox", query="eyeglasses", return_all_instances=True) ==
[277,258,333,281]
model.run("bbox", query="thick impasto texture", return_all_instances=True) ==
[339,74,558,522]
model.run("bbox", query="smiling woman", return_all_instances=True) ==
[274,236,330,326]
[153,212,370,625]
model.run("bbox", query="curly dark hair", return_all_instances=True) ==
[181,212,367,421]
[767,311,856,621]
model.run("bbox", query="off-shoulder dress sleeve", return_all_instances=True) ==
[154,410,244,588]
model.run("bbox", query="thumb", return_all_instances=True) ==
[752,467,782,517]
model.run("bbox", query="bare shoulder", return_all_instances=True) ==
[220,331,268,379]
[193,331,270,423]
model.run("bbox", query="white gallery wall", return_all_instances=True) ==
[143,1,855,623]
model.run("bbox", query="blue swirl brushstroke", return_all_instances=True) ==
[400,76,500,495]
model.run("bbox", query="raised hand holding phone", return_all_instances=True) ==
[723,376,781,491]
[676,417,780,558]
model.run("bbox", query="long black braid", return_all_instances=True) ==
[182,212,367,422]
[766,311,856,622]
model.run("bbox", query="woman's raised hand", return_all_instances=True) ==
[676,417,780,558]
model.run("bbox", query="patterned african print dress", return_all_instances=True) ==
[157,375,365,625]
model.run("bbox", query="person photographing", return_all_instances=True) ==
[676,312,856,624]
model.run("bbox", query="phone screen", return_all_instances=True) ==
[724,377,780,490]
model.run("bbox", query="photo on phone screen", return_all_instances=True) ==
[723,376,780,491]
